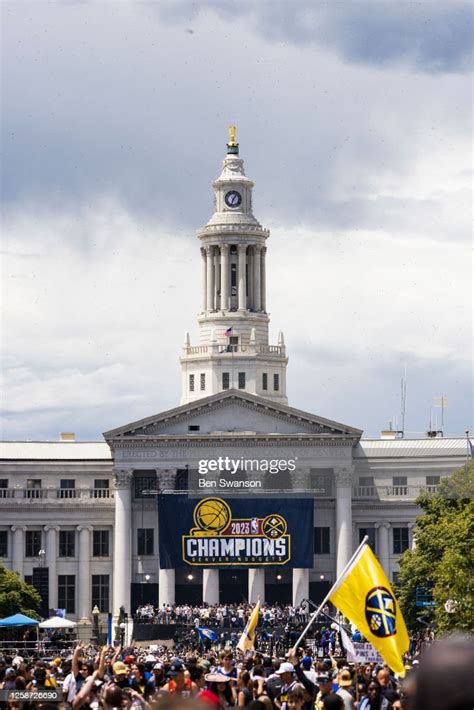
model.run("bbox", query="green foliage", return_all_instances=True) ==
[0,564,41,618]
[398,461,474,633]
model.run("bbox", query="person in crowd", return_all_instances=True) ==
[274,662,298,710]
[357,679,390,710]
[335,669,355,710]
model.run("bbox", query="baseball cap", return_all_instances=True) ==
[198,689,221,707]
[276,662,295,675]
[338,670,352,687]
[113,661,128,675]
[168,661,184,677]
[153,662,164,670]
[301,656,312,670]
[316,672,333,683]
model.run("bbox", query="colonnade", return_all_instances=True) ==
[201,244,266,312]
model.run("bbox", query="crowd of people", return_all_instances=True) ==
[134,605,308,629]
[0,634,473,710]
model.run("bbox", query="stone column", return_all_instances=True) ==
[248,569,265,603]
[408,522,416,550]
[253,246,261,311]
[201,248,207,312]
[203,569,219,605]
[206,246,214,313]
[77,525,92,620]
[159,569,175,606]
[248,248,254,309]
[238,244,247,311]
[214,249,220,310]
[157,470,176,607]
[11,526,26,577]
[334,466,354,578]
[260,247,267,312]
[45,526,59,610]
[112,470,133,619]
[221,244,229,311]
[376,522,390,575]
[292,568,309,606]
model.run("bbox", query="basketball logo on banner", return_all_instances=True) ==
[365,587,397,638]
[192,498,232,535]
[182,497,291,566]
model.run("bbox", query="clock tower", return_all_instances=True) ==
[180,127,288,404]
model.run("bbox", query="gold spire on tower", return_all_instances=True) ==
[228,125,237,146]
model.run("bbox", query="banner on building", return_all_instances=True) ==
[158,496,313,568]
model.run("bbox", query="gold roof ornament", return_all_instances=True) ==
[227,125,239,155]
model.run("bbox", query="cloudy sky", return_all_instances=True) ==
[1,0,472,441]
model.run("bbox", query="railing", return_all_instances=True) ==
[184,344,285,356]
[0,488,114,503]
[353,485,439,501]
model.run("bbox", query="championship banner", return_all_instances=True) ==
[158,496,313,568]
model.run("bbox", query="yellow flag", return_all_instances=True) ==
[330,544,409,675]
[237,599,260,653]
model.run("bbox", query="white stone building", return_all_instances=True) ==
[0,131,469,632]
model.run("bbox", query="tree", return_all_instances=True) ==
[0,564,41,618]
[397,461,474,633]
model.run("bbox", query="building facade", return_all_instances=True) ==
[0,131,468,631]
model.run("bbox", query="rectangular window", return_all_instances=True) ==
[92,479,110,498]
[359,527,376,553]
[273,373,280,391]
[91,575,109,613]
[58,575,75,614]
[392,572,400,585]
[262,373,268,391]
[58,479,76,499]
[93,530,109,557]
[229,336,239,352]
[314,527,330,554]
[0,531,7,557]
[58,530,75,557]
[25,530,42,557]
[200,373,206,391]
[137,529,154,556]
[393,527,409,554]
[175,469,189,491]
[0,480,8,500]
[189,374,195,392]
[231,263,237,292]
[188,425,200,431]
[359,476,374,487]
[238,372,246,389]
[134,474,157,499]
[222,372,230,390]
[392,476,408,495]
[426,475,440,492]
[25,479,42,499]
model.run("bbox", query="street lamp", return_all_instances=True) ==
[38,549,46,568]
[92,605,100,645]
[145,574,150,583]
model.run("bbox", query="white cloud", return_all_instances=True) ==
[1,197,470,439]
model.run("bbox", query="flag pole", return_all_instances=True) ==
[291,536,369,652]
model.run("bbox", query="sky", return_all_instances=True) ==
[1,0,472,441]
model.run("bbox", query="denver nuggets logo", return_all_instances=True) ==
[365,587,397,638]
[262,514,287,539]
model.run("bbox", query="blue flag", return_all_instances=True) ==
[197,628,217,642]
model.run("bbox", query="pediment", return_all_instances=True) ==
[103,390,362,440]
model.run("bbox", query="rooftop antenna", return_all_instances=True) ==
[400,365,407,438]
[434,396,448,432]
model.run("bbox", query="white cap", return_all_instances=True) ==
[276,662,295,675]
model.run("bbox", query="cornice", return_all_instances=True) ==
[110,436,359,450]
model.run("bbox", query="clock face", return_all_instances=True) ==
[224,190,242,208]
